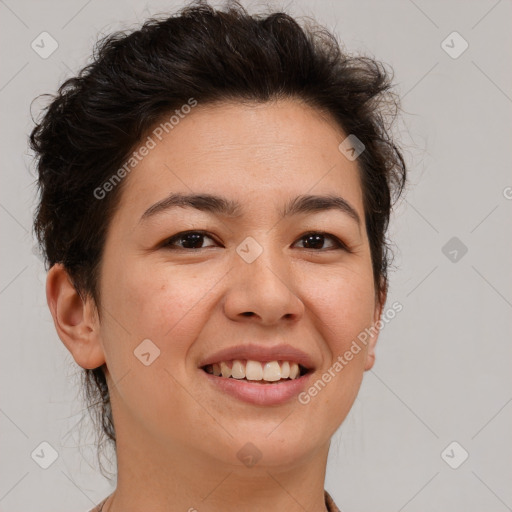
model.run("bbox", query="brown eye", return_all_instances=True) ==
[162,231,218,250]
[294,232,349,251]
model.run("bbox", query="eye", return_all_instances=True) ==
[293,231,349,251]
[161,230,349,252]
[161,230,219,250]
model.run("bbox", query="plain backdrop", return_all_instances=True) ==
[1,1,511,511]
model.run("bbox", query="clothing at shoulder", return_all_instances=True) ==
[88,491,339,511]
[324,489,341,512]
[87,496,108,512]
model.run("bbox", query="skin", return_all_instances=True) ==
[47,99,385,512]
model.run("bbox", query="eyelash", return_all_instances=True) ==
[161,230,350,252]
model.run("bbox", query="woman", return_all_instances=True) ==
[30,1,407,510]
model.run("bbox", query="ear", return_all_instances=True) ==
[46,263,105,370]
[364,280,387,371]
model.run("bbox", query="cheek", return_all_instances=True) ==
[302,264,376,353]
[332,288,375,352]
[104,261,218,357]
[295,268,374,435]
[99,262,212,428]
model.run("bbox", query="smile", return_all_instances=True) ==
[202,359,309,383]
[200,360,313,406]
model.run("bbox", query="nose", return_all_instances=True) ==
[223,242,305,325]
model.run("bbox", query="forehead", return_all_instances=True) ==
[116,99,363,222]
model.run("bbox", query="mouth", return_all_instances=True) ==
[200,359,313,406]
[201,359,311,384]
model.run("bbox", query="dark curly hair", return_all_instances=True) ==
[29,0,407,472]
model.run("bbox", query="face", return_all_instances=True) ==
[64,99,383,470]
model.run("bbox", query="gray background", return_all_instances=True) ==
[1,0,511,511]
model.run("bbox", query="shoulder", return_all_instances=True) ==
[87,496,109,512]
[324,489,341,512]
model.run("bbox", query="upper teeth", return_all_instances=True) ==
[207,360,302,381]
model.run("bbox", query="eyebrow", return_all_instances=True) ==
[139,192,361,228]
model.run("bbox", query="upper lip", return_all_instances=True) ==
[198,343,316,371]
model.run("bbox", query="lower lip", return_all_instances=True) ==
[200,369,313,406]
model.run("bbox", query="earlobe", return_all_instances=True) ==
[364,351,376,371]
[364,283,387,371]
[46,263,105,370]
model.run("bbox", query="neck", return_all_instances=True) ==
[105,424,330,512]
